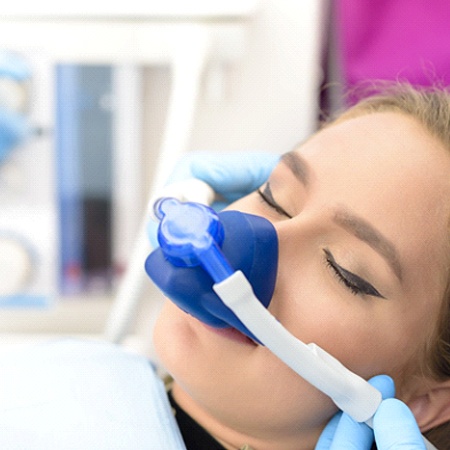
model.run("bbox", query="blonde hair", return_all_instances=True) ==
[335,83,450,149]
[327,83,450,449]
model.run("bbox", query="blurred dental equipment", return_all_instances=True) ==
[145,193,437,450]
[0,51,38,303]
[0,50,32,162]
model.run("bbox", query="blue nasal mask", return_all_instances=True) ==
[145,198,278,343]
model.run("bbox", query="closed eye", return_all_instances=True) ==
[324,248,386,299]
[257,183,292,218]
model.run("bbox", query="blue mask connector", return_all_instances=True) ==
[154,197,233,283]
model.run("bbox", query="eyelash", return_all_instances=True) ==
[324,249,385,299]
[257,185,292,218]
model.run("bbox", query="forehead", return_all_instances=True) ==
[304,112,439,165]
[293,112,450,291]
[298,112,450,198]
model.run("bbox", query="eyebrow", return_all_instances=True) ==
[280,150,403,281]
[333,209,403,282]
[281,151,310,186]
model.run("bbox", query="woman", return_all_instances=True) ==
[152,84,450,449]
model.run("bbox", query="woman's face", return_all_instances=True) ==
[154,112,450,449]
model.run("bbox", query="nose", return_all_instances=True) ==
[272,210,323,252]
[267,211,326,308]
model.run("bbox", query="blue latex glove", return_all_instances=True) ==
[315,375,426,450]
[187,152,279,210]
[147,152,279,247]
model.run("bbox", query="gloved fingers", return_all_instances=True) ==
[325,375,395,449]
[368,374,396,400]
[373,398,426,450]
[191,152,279,195]
[164,153,204,185]
[314,412,342,450]
[328,412,373,450]
[148,151,278,245]
[159,152,279,216]
[323,376,399,450]
[314,375,396,450]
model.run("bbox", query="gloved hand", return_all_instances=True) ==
[315,375,426,450]
[162,151,280,210]
[147,152,279,247]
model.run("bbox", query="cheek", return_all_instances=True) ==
[270,252,421,380]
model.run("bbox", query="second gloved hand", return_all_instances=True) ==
[188,151,279,210]
[315,375,426,450]
[147,151,279,248]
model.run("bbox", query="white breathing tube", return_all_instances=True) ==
[153,178,438,450]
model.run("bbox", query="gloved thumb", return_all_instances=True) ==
[374,398,426,450]
[191,152,279,197]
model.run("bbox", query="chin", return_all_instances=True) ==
[152,300,253,395]
[154,301,339,445]
[153,301,225,379]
